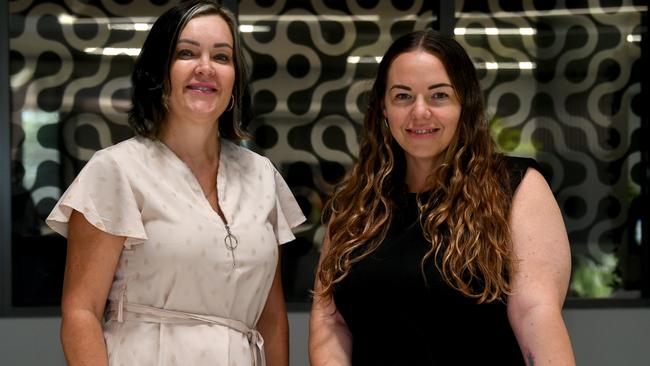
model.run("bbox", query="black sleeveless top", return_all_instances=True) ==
[332,156,540,365]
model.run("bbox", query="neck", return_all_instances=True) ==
[405,169,429,193]
[159,119,220,167]
[404,157,442,193]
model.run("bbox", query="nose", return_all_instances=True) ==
[195,55,215,77]
[411,95,431,120]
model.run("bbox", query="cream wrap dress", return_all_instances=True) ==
[47,136,306,366]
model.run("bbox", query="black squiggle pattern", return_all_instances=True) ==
[240,0,435,301]
[9,0,644,305]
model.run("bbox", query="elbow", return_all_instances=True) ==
[59,314,81,355]
[308,312,352,366]
[307,314,322,356]
[59,310,83,356]
[507,295,564,333]
[59,305,103,342]
[308,313,328,362]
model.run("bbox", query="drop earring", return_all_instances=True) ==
[383,117,389,128]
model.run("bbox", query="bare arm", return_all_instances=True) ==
[507,168,576,366]
[308,228,353,366]
[61,210,125,366]
[257,251,289,366]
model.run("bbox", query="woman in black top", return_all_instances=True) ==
[309,30,575,365]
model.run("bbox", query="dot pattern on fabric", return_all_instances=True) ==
[46,137,306,365]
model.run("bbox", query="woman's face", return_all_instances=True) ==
[383,50,461,171]
[166,14,235,126]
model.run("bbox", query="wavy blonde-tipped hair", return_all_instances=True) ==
[317,30,514,304]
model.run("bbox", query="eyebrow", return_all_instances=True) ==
[177,39,233,49]
[389,83,453,91]
[428,83,453,90]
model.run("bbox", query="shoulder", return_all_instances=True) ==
[508,158,557,229]
[80,137,154,179]
[501,155,544,195]
[503,155,542,177]
[221,139,274,171]
[92,137,148,162]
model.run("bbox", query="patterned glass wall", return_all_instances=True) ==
[239,0,436,302]
[5,0,647,309]
[455,0,646,299]
[9,1,174,307]
[7,0,435,306]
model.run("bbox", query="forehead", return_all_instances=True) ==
[179,14,233,43]
[386,50,450,85]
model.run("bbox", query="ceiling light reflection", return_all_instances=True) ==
[84,47,141,56]
[239,15,381,22]
[626,34,641,43]
[239,24,271,33]
[457,5,647,19]
[475,62,537,70]
[455,27,537,36]
[58,14,155,31]
[346,56,383,64]
[108,23,152,31]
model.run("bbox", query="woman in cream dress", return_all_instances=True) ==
[46,1,305,365]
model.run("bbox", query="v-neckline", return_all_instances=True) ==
[153,138,230,225]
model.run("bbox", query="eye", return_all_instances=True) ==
[394,93,412,101]
[431,92,449,100]
[212,53,231,63]
[176,49,194,59]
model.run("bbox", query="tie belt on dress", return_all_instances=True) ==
[107,300,266,366]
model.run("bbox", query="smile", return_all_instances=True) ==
[187,85,216,92]
[407,128,439,135]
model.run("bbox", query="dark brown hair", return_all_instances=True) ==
[128,0,252,140]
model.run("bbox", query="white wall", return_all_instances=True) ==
[1,309,649,365]
[563,308,650,366]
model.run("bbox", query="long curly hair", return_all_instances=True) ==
[317,30,514,304]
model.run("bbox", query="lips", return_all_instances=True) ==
[187,84,217,93]
[407,127,440,135]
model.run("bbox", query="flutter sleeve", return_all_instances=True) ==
[267,160,306,245]
[46,149,147,248]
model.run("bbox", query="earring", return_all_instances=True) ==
[226,95,235,111]
[162,93,169,112]
[383,117,389,128]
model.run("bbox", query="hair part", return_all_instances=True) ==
[317,29,514,304]
[128,0,252,140]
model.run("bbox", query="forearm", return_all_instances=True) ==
[258,311,289,366]
[61,310,109,366]
[309,308,352,366]
[510,304,575,366]
[310,231,351,366]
